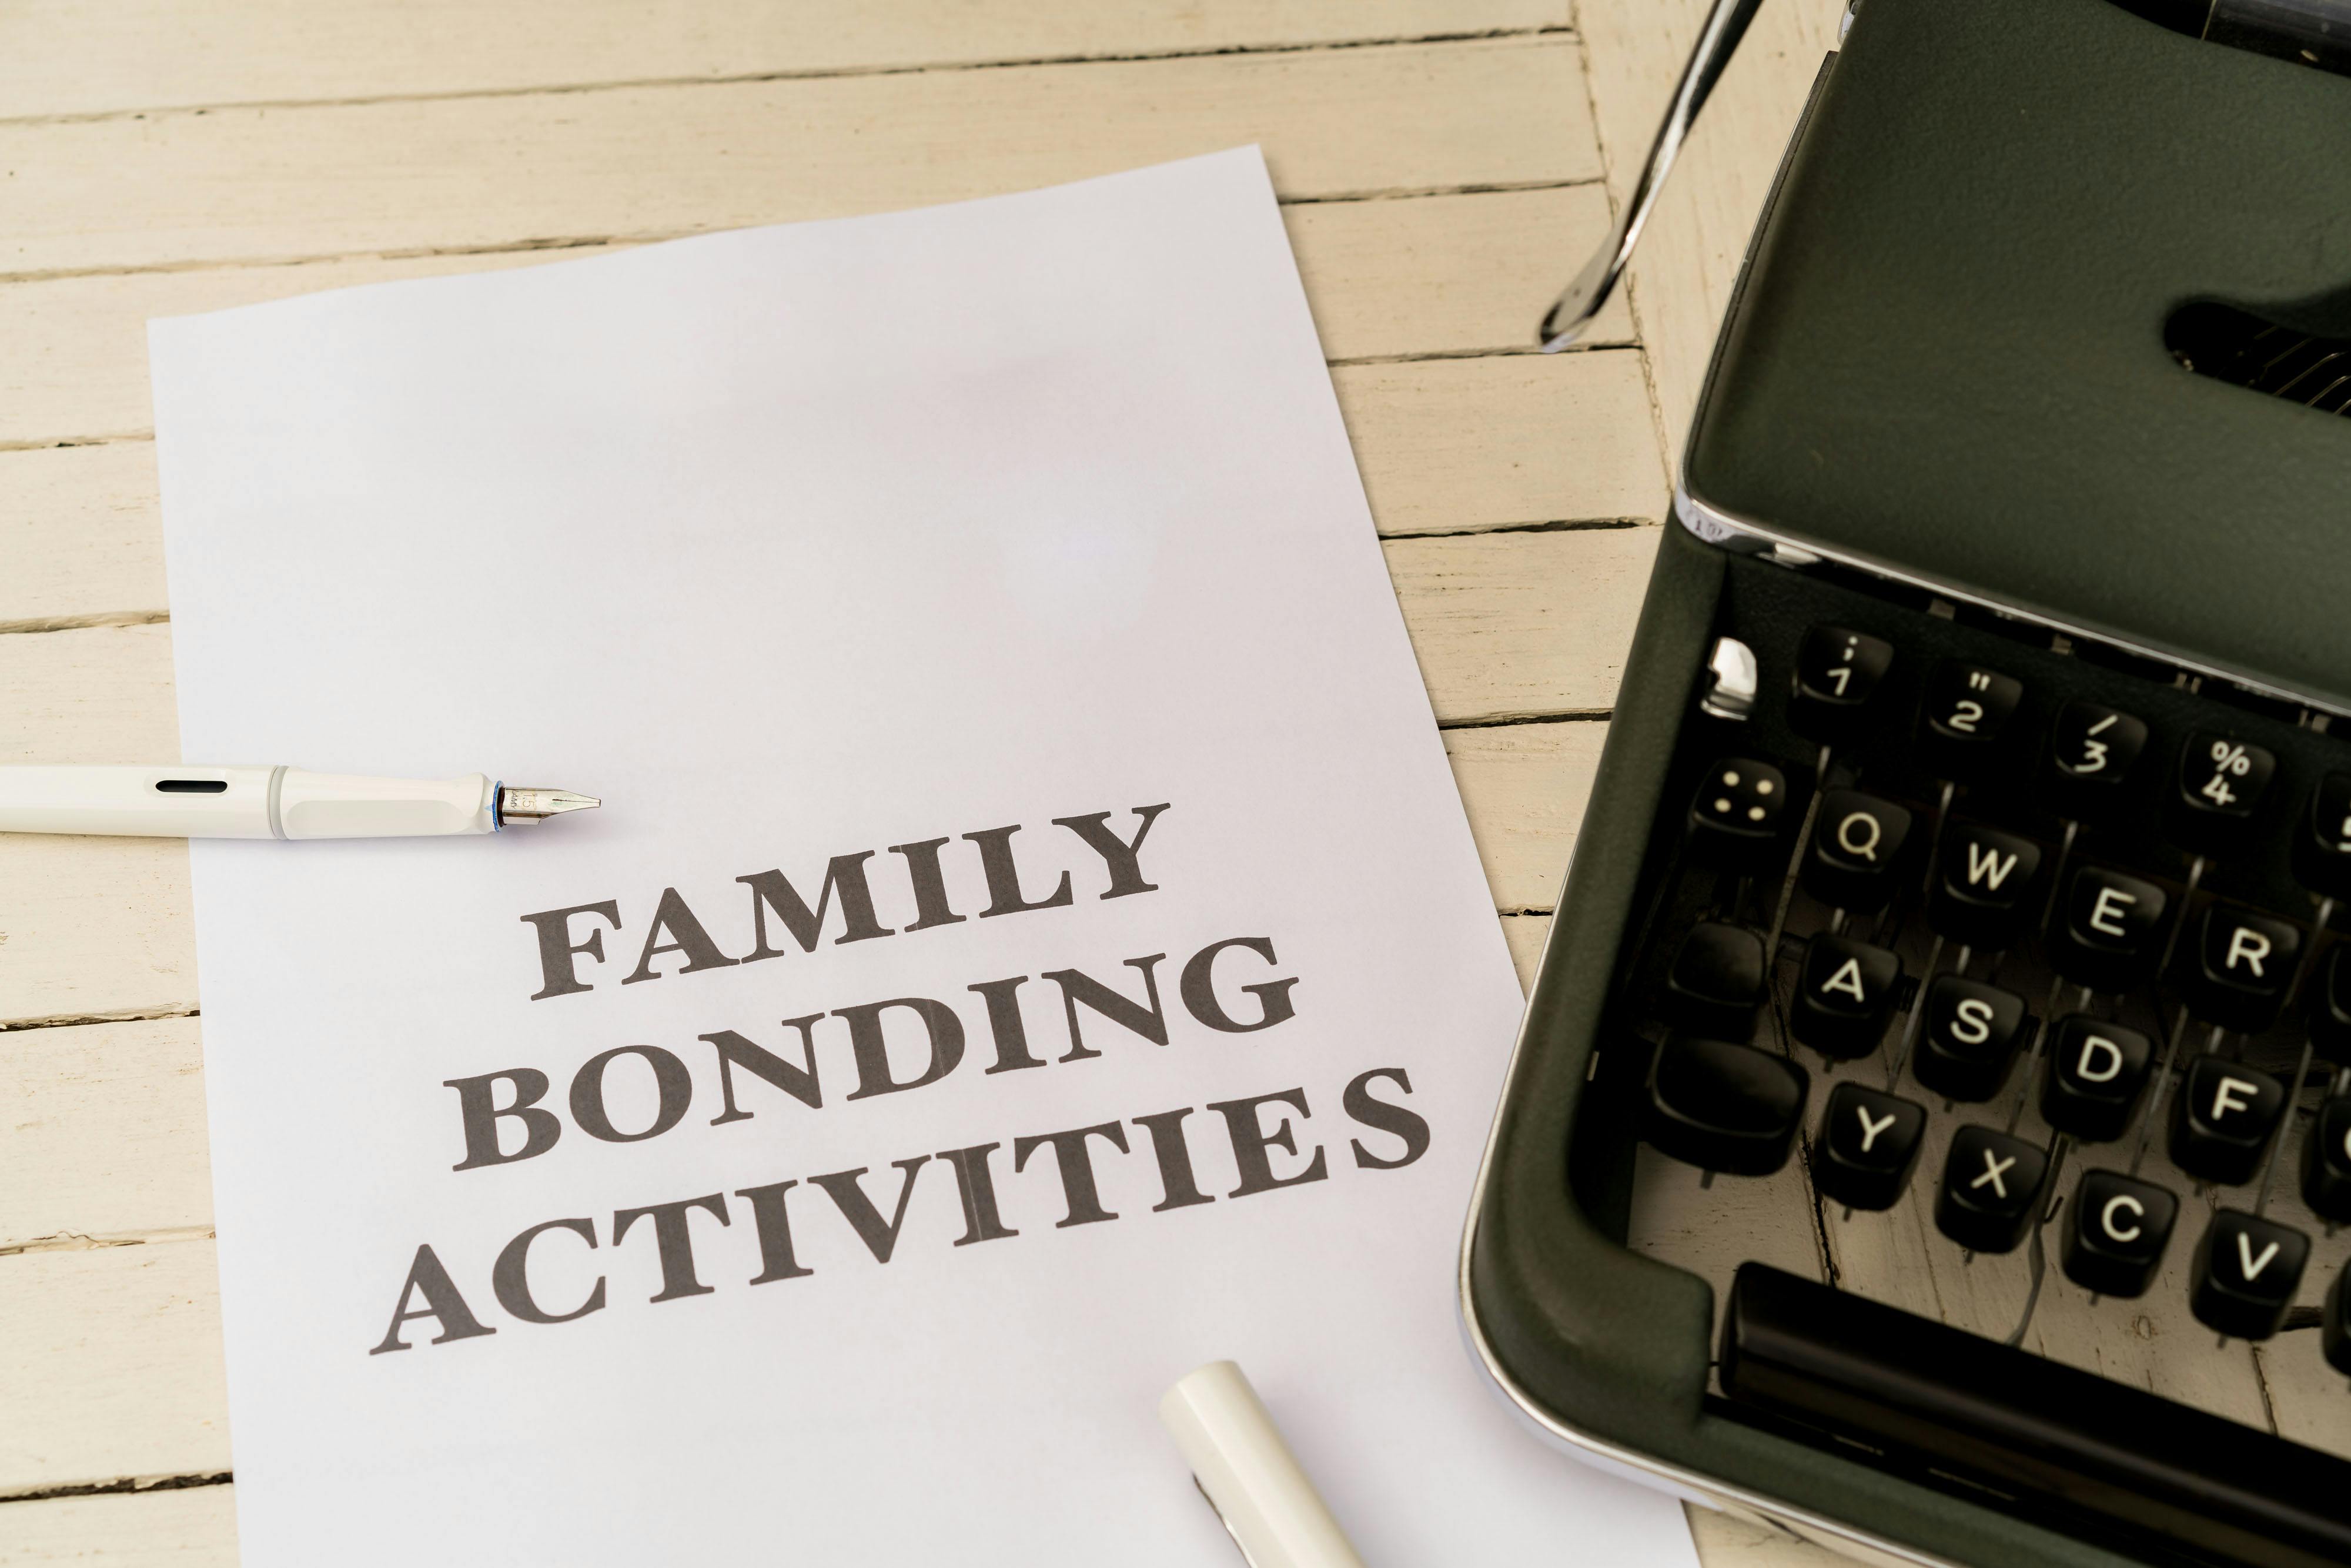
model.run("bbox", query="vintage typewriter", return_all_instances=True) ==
[1463,1,2351,1565]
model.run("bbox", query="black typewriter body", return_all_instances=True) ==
[1464,1,2351,1565]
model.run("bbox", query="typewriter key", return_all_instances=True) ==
[1645,1037,1810,1178]
[1792,935,1904,1061]
[1935,1125,2050,1254]
[1811,1082,1927,1212]
[1919,661,2025,781]
[1927,824,2044,950]
[1662,922,1767,1042]
[2170,1055,2288,1186]
[2170,731,2277,857]
[1687,758,1792,872]
[2042,701,2149,821]
[1800,791,1915,915]
[2050,866,2169,993]
[2039,1015,2155,1143]
[2061,1169,2178,1298]
[2176,904,2302,1035]
[2302,1096,2351,1225]
[2190,1209,2309,1342]
[1787,626,1894,747]
[1909,976,2031,1103]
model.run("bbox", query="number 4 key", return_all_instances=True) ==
[2171,731,2276,857]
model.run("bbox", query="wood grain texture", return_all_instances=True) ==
[0,1018,209,1252]
[0,1486,235,1565]
[0,445,167,632]
[1386,524,1657,724]
[0,1,1569,121]
[1574,0,1848,461]
[1445,720,1606,911]
[0,186,1631,453]
[0,1242,230,1492]
[0,39,1597,279]
[1686,1508,1852,1568]
[1343,353,1661,536]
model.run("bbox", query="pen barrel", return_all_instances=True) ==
[275,770,495,839]
[0,764,282,837]
[1158,1362,1367,1568]
[0,766,497,839]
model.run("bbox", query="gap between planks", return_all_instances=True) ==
[0,178,1606,290]
[0,36,1600,279]
[0,26,1577,131]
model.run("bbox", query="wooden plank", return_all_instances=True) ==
[0,39,1597,279]
[1341,353,1662,538]
[1688,1508,1850,1568]
[0,1485,236,1566]
[1386,524,1657,724]
[0,1018,208,1252]
[1500,913,1552,994]
[0,444,166,632]
[1446,720,1606,912]
[0,348,1662,627]
[0,1242,230,1492]
[0,186,1633,452]
[0,1,1569,122]
[1574,0,1847,460]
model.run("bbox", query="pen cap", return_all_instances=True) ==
[1157,1361,1367,1568]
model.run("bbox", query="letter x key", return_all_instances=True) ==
[1936,1125,2048,1254]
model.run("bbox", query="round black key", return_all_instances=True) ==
[2042,701,2149,821]
[1918,661,2024,782]
[2191,1209,2309,1341]
[2049,866,2168,993]
[1662,922,1766,1042]
[2310,947,2351,1065]
[2300,1096,2351,1224]
[1687,758,1792,872]
[1811,1082,1927,1211]
[2038,1014,2154,1142]
[1791,935,1903,1060]
[1909,976,2031,1102]
[2326,1271,2351,1378]
[1788,625,1894,746]
[2295,773,2351,900]
[1801,791,1915,914]
[1646,1037,1810,1176]
[2176,904,2302,1034]
[1935,1125,2049,1254]
[2061,1169,2178,1298]
[2169,731,2277,857]
[1926,824,2043,949]
[2169,1055,2287,1186]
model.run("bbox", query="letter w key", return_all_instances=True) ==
[1929,825,2044,950]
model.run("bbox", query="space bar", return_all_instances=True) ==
[1720,1263,2351,1568]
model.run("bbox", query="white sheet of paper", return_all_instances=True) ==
[148,148,1696,1567]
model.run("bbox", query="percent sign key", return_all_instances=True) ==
[2178,731,2278,844]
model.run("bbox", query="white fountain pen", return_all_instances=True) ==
[0,765,598,840]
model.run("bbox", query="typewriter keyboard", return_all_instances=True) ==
[1577,549,2351,1565]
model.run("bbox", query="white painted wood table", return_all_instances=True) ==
[0,2,1850,1559]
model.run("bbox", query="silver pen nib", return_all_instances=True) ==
[496,786,601,827]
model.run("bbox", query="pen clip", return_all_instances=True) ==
[1537,0,1769,350]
